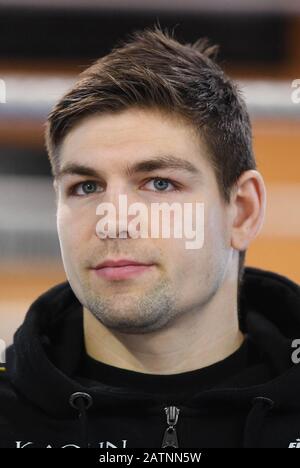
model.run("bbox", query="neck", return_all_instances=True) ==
[83,275,244,375]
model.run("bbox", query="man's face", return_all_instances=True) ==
[55,108,234,334]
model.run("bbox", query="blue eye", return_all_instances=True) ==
[71,181,102,196]
[144,177,179,192]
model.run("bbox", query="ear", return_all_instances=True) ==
[230,170,266,251]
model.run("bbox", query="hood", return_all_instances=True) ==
[5,267,300,421]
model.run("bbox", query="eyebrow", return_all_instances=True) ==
[55,155,202,181]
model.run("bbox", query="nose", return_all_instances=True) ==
[95,182,143,240]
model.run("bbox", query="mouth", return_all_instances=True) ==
[92,258,156,281]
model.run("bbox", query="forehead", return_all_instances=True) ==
[59,108,211,174]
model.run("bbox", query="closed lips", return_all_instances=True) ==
[94,259,153,269]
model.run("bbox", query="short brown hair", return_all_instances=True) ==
[45,24,256,283]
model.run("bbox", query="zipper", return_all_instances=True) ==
[161,406,180,448]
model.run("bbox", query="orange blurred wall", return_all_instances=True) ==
[247,119,300,284]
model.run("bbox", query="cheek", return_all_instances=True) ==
[56,205,95,280]
[57,204,74,242]
[205,202,229,248]
[56,203,95,248]
[162,237,203,284]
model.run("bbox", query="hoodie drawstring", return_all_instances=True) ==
[69,392,93,448]
[243,396,275,448]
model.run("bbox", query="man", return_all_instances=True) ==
[1,25,300,449]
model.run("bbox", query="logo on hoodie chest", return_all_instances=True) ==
[289,438,300,448]
[15,439,128,448]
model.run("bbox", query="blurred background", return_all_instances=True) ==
[0,0,299,346]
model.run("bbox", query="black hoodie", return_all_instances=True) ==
[0,267,300,449]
